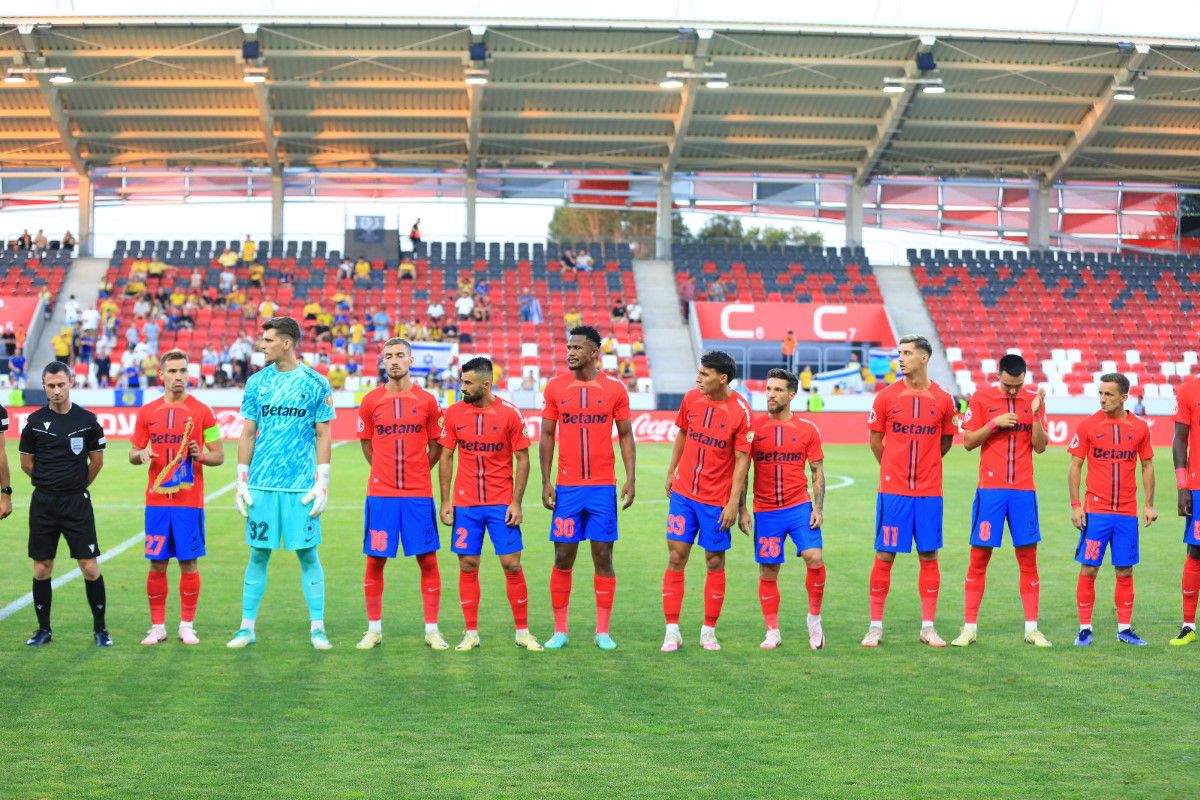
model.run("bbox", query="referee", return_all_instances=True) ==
[19,361,111,646]
[0,402,13,521]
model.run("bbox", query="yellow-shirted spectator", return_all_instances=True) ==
[303,301,321,320]
[354,258,371,279]
[147,259,166,278]
[350,322,365,344]
[218,248,239,268]
[170,289,186,308]
[317,312,334,329]
[228,288,246,309]
[241,236,256,263]
[259,299,277,318]
[125,279,146,297]
[799,365,813,392]
[328,364,348,390]
[248,262,265,286]
[399,257,416,280]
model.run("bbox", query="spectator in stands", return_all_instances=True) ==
[53,328,72,365]
[1,326,15,357]
[561,248,576,273]
[807,387,824,412]
[348,320,366,356]
[440,318,458,340]
[399,255,416,280]
[41,288,54,321]
[91,345,109,388]
[601,333,618,355]
[186,268,202,293]
[34,230,47,252]
[576,251,594,272]
[259,298,277,319]
[328,362,348,390]
[218,247,239,268]
[303,300,321,322]
[124,275,146,298]
[203,285,221,307]
[519,288,537,323]
[409,218,421,250]
[169,288,186,310]
[631,337,645,356]
[455,293,475,321]
[201,347,219,366]
[473,293,491,322]
[62,230,75,251]
[10,348,27,387]
[125,323,140,351]
[147,257,167,282]
[219,265,236,294]
[17,230,31,250]
[279,262,293,284]
[64,295,81,327]
[332,291,352,312]
[229,334,253,383]
[707,277,726,302]
[781,330,796,369]
[372,309,391,342]
[97,277,113,298]
[426,299,445,326]
[1134,394,1147,416]
[799,365,813,393]
[611,296,626,325]
[241,235,256,264]
[338,257,353,280]
[564,307,582,332]
[315,310,333,340]
[354,257,371,281]
[626,300,642,326]
[81,306,100,333]
[248,261,265,288]
[521,373,536,391]
[618,357,636,388]
[679,274,696,319]
[142,352,159,388]
[143,318,160,353]
[457,272,475,297]
[227,287,246,311]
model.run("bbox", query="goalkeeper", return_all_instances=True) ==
[227,317,337,650]
[129,349,224,646]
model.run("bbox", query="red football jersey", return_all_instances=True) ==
[439,398,531,507]
[358,384,442,498]
[671,389,754,507]
[1068,410,1153,516]
[751,414,824,511]
[131,395,219,508]
[867,380,959,497]
[962,385,1047,491]
[1174,378,1200,491]
[542,372,631,487]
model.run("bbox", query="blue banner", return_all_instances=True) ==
[409,341,454,377]
[114,389,143,407]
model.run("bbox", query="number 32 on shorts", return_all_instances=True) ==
[248,520,270,542]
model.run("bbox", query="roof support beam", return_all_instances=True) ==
[855,41,924,186]
[17,25,86,173]
[664,32,712,177]
[1042,46,1151,186]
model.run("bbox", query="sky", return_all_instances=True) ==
[11,0,1200,40]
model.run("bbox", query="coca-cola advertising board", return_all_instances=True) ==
[3,408,1174,447]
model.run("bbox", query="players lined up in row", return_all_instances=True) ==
[11,318,1200,651]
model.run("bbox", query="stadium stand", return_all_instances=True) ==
[672,243,881,304]
[89,239,647,389]
[912,247,1200,398]
[0,247,70,300]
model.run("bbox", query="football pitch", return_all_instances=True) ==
[0,440,1192,800]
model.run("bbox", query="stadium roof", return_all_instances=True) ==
[2,17,1200,185]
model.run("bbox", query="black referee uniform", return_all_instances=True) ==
[19,402,108,639]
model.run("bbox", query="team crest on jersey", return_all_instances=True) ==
[746,431,754,443]
[963,407,973,422]
[356,417,365,433]
[1069,434,1080,449]
[69,436,84,455]
[867,408,877,423]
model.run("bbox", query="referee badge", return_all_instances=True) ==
[70,436,84,455]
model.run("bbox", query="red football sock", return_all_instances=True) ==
[550,567,573,634]
[459,569,480,630]
[868,556,893,622]
[918,558,941,623]
[805,564,826,617]
[1184,556,1200,626]
[594,574,615,635]
[364,556,386,622]
[1115,574,1134,626]
[505,568,529,629]
[147,570,167,626]
[178,571,200,624]
[416,552,440,625]
[1076,572,1096,626]
[1015,545,1040,623]
[703,569,726,627]
[759,576,780,629]
[662,569,685,624]
[964,547,992,624]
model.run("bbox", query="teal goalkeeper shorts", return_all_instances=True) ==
[245,488,322,551]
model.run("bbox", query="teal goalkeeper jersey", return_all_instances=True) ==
[241,363,336,491]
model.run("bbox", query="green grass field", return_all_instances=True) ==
[0,439,1194,799]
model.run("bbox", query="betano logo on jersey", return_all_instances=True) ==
[891,421,939,435]
[755,450,805,463]
[560,412,609,425]
[1092,445,1138,460]
[687,429,729,449]
[260,404,308,418]
[460,440,504,453]
[375,422,424,436]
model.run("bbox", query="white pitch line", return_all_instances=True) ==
[0,480,238,624]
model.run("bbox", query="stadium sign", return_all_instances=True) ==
[692,302,896,345]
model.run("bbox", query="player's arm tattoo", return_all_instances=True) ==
[810,459,825,514]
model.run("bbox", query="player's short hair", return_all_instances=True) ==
[159,348,188,367]
[1100,372,1130,395]
[569,325,602,350]
[42,360,70,379]
[765,368,799,394]
[898,334,933,356]
[700,350,737,381]
[262,316,301,343]
[461,356,493,380]
[382,337,411,352]
[998,354,1027,377]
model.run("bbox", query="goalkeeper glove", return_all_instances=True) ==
[235,464,253,518]
[302,463,331,518]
